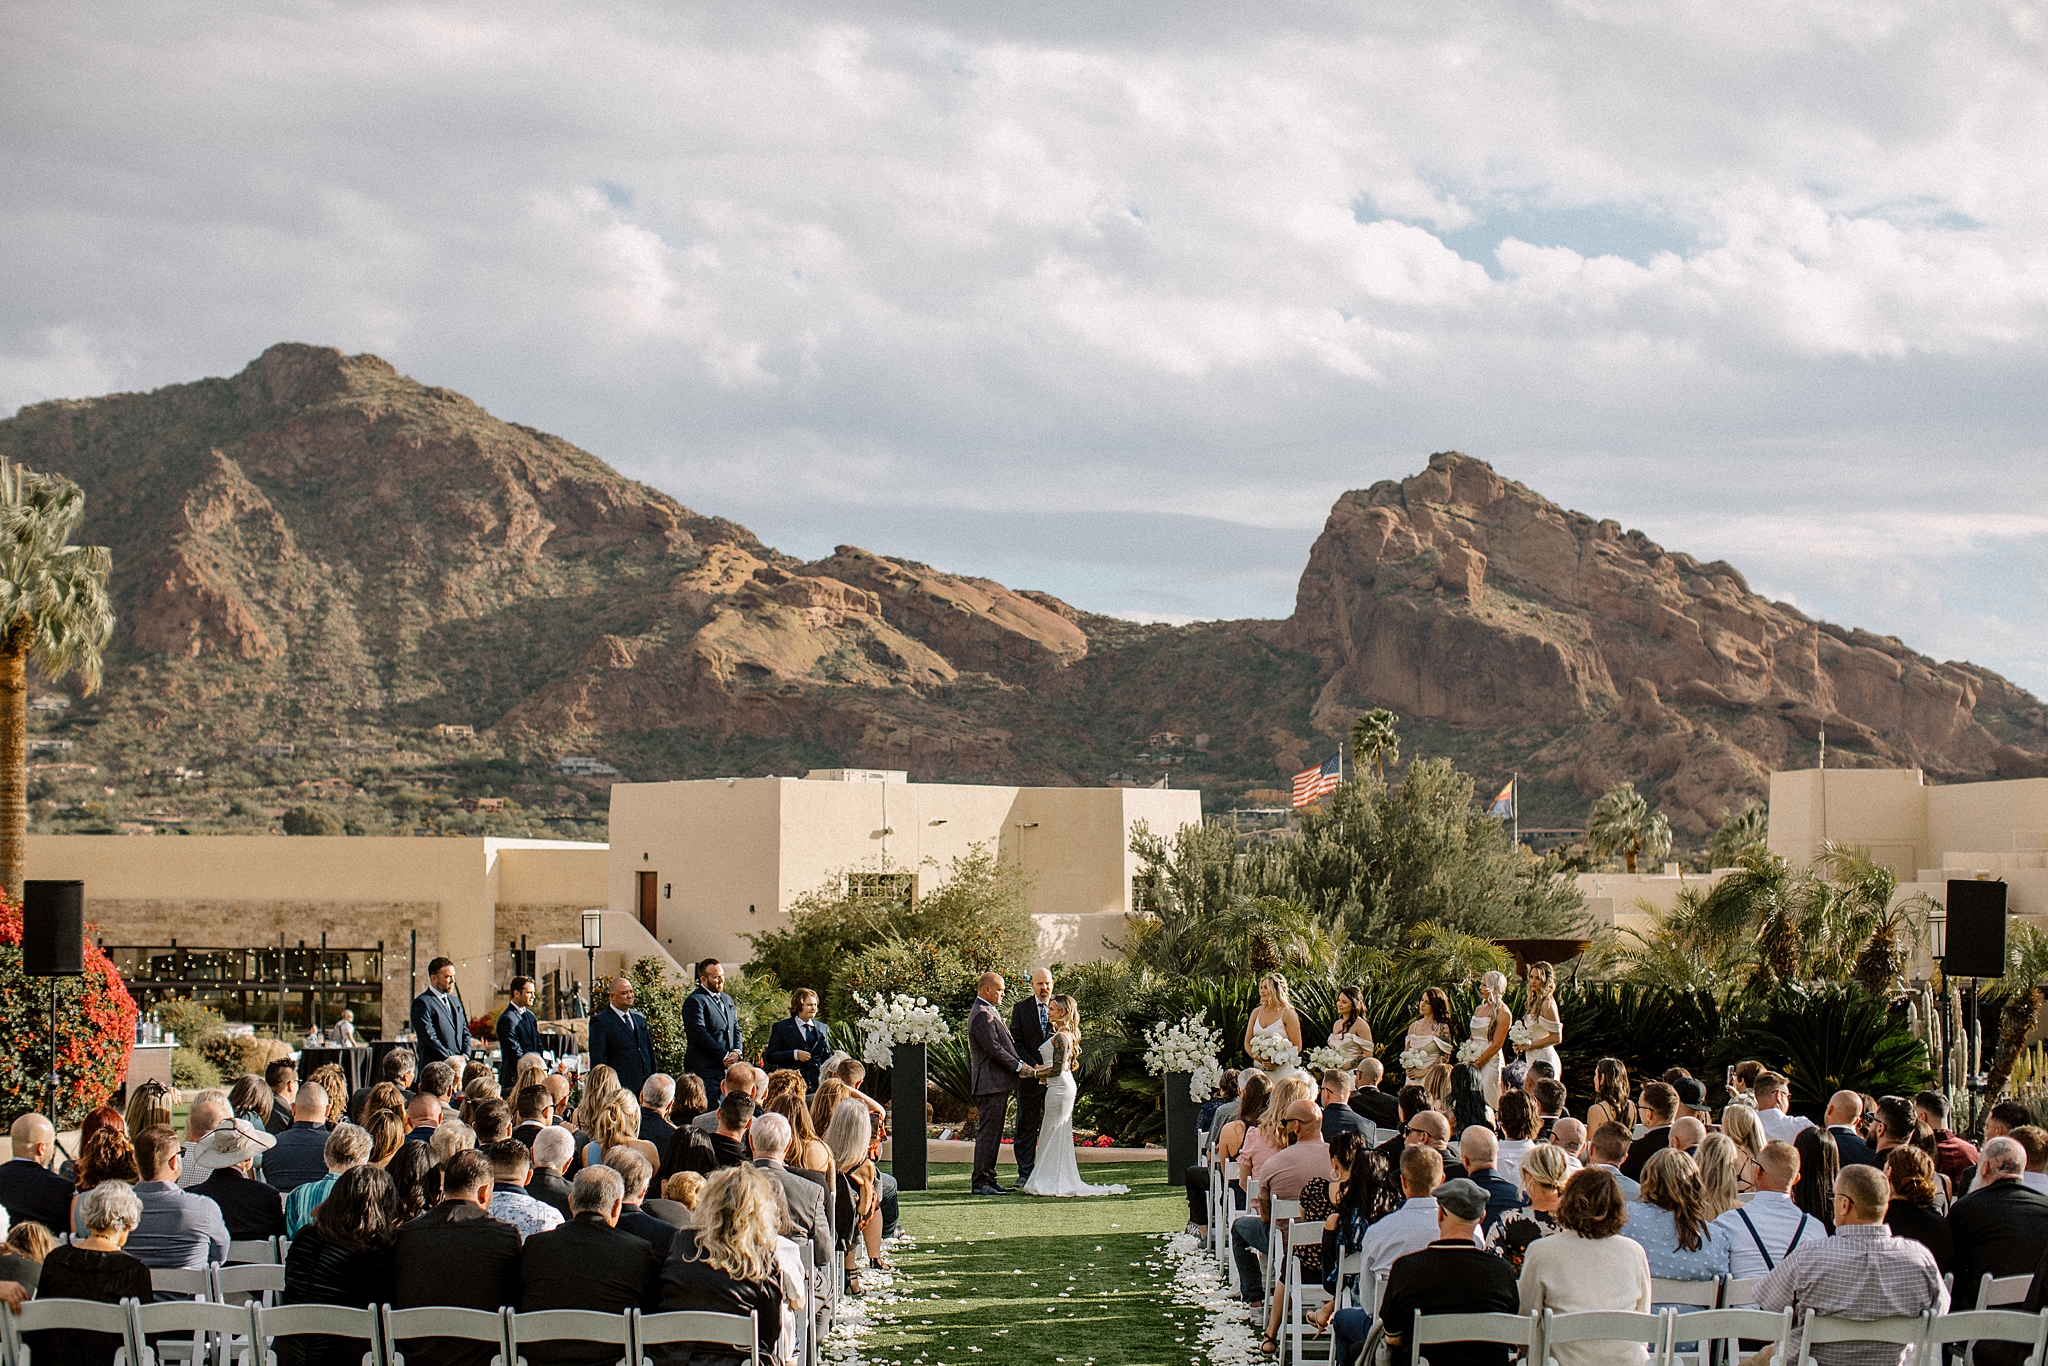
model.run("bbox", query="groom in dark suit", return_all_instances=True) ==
[968,971,1038,1196]
[495,975,543,1091]
[588,976,657,1095]
[1008,968,1054,1187]
[411,956,470,1065]
[764,988,831,1093]
[682,958,743,1098]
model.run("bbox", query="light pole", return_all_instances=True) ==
[581,910,603,1018]
[1013,821,1038,865]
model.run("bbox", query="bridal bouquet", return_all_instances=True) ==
[1306,1045,1348,1073]
[1508,1021,1536,1050]
[853,992,953,1068]
[1455,1039,1488,1065]
[1142,1011,1225,1101]
[1246,1032,1301,1072]
[1398,1043,1442,1073]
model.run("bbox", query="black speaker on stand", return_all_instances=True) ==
[1945,879,2009,1096]
[22,880,85,1121]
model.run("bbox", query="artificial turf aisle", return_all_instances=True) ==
[859,1160,1207,1366]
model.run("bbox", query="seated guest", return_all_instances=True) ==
[387,1143,434,1221]
[824,1100,883,1290]
[1721,1104,1769,1170]
[1375,1177,1519,1366]
[1458,1125,1525,1232]
[1348,1058,1401,1129]
[1711,1140,1824,1280]
[586,1092,662,1171]
[471,1098,514,1145]
[263,1061,299,1136]
[417,1059,460,1108]
[749,1112,831,1273]
[364,1111,407,1168]
[641,1075,680,1150]
[429,1119,477,1168]
[33,1182,154,1366]
[712,1093,756,1169]
[1199,1069,1241,1138]
[1827,1089,1881,1169]
[1621,1083,1678,1180]
[696,1063,759,1134]
[520,1166,663,1363]
[764,988,831,1093]
[391,1149,522,1366]
[1949,1135,2048,1307]
[2012,1125,2048,1196]
[0,1113,75,1232]
[1520,1169,1653,1365]
[1627,1149,1732,1311]
[176,1094,233,1188]
[1587,1122,1641,1199]
[348,1049,416,1125]
[1670,1076,1710,1126]
[653,1165,792,1366]
[1550,1118,1587,1166]
[188,1117,287,1240]
[512,1083,555,1148]
[1403,1110,1467,1181]
[1319,1072,1370,1144]
[1362,1147,1457,1283]
[268,1083,339,1192]
[1488,1142,1570,1269]
[280,1166,400,1366]
[1882,1146,1953,1276]
[285,1124,374,1238]
[128,1123,231,1268]
[1986,1100,2033,1144]
[0,1220,55,1294]
[1918,1089,1982,1191]
[768,1092,834,1175]
[1533,1078,1569,1141]
[404,1093,442,1145]
[608,1147,680,1259]
[663,1171,707,1224]
[528,1127,576,1218]
[486,1138,565,1242]
[1446,1066,1491,1136]
[360,1083,409,1128]
[1230,1098,1327,1314]
[671,1074,710,1131]
[1695,1134,1745,1219]
[1753,1073,1813,1146]
[1793,1125,1841,1232]
[1755,1163,1944,1366]
[1670,1116,1706,1157]
[1585,1059,1637,1136]
[68,1125,141,1234]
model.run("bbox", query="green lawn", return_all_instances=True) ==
[862,1161,1211,1366]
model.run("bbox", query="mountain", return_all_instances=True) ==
[0,343,2041,842]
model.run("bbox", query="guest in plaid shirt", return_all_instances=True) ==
[1752,1164,1946,1366]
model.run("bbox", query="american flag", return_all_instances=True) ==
[1291,751,1342,808]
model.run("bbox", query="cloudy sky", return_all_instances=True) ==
[6,2,2047,693]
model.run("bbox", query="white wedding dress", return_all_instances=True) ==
[1021,1037,1129,1198]
[1250,1013,1307,1084]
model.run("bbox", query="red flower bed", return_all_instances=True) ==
[0,893,137,1127]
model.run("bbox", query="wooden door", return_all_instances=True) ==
[636,871,659,936]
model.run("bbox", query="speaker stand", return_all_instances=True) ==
[44,977,58,1122]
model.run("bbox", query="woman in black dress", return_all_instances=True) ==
[654,1165,792,1366]
[1882,1146,1954,1275]
[33,1181,154,1366]
[279,1165,400,1366]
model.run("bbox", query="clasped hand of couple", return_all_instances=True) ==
[1018,1062,1054,1083]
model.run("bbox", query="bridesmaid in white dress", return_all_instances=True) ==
[1242,972,1307,1082]
[1469,970,1512,1107]
[1403,987,1454,1084]
[1520,961,1564,1077]
[1327,985,1374,1068]
[1021,996,1129,1198]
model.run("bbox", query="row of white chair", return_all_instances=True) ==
[0,1298,760,1366]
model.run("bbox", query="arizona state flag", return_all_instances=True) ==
[1488,777,1515,818]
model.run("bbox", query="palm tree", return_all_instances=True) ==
[1808,841,1931,994]
[0,462,114,900]
[1702,849,1806,987]
[1707,801,1769,869]
[1586,783,1673,874]
[1349,708,1400,781]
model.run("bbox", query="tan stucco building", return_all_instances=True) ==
[606,770,1204,970]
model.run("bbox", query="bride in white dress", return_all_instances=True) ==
[1021,996,1129,1198]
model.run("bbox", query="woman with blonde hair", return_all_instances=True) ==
[364,1110,406,1167]
[305,1064,349,1123]
[1718,1104,1766,1171]
[824,1098,887,1291]
[766,1092,833,1174]
[1422,1063,1455,1119]
[428,1120,475,1166]
[1520,962,1563,1078]
[1242,972,1305,1081]
[654,1165,794,1366]
[809,1079,852,1139]
[1469,971,1513,1107]
[1626,1148,1731,1312]
[361,1083,407,1125]
[124,1079,173,1138]
[1694,1134,1744,1219]
[764,1070,806,1105]
[1021,995,1128,1199]
[575,1064,625,1137]
[1246,1075,1314,1186]
[586,1091,661,1170]
[1489,1141,1571,1268]
[514,1058,548,1096]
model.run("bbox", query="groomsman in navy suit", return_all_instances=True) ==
[682,959,744,1098]
[765,988,830,1093]
[495,975,543,1090]
[1008,968,1055,1186]
[410,957,470,1065]
[588,975,657,1095]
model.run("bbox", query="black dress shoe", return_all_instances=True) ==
[972,1184,1006,1196]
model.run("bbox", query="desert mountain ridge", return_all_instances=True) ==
[0,341,2042,841]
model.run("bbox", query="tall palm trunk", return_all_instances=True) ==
[0,627,26,903]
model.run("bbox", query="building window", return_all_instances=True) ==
[1131,875,1160,916]
[848,871,916,911]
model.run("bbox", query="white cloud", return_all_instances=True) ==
[3,0,2048,690]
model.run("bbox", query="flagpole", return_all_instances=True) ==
[1512,773,1519,850]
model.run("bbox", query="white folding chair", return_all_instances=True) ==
[213,1264,287,1309]
[505,1309,633,1366]
[1540,1309,1671,1366]
[1674,1307,1791,1366]
[1793,1311,1932,1366]
[634,1309,759,1366]
[247,1302,381,1366]
[1264,1198,1303,1302]
[224,1240,281,1266]
[1721,1278,1762,1307]
[1980,1275,2032,1309]
[3,1297,145,1366]
[130,1299,260,1366]
[144,1270,219,1366]
[1283,1219,1331,1365]
[1410,1309,1540,1366]
[1929,1308,2048,1366]
[1653,1280,1723,1366]
[380,1305,513,1366]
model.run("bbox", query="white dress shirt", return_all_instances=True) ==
[1360,1196,1483,1282]
[1757,1108,1815,1145]
[1496,1139,1533,1183]
[1712,1189,1825,1279]
[2021,1171,2048,1196]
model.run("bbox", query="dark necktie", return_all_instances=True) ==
[1038,1003,1049,1037]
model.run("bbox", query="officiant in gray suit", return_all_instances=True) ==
[967,971,1041,1196]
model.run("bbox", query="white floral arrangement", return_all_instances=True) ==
[1142,1011,1226,1102]
[1245,1032,1301,1072]
[1508,1020,1536,1049]
[1455,1039,1488,1065]
[853,992,953,1068]
[1398,1043,1442,1073]
[1305,1045,1348,1073]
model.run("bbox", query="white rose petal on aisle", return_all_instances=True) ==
[1160,1229,1261,1366]
[1142,1010,1225,1101]
[854,992,955,1068]
[1243,1031,1299,1072]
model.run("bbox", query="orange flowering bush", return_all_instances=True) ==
[0,893,137,1126]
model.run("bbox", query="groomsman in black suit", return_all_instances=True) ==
[681,959,743,1098]
[496,975,543,1091]
[589,976,657,1095]
[764,988,831,1093]
[411,956,471,1065]
[1009,968,1055,1187]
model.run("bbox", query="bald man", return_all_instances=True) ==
[0,1114,72,1230]
[1010,968,1055,1187]
[1826,1089,1880,1168]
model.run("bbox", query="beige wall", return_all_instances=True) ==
[607,775,1203,970]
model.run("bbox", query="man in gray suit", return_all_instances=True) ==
[748,1112,831,1272]
[967,971,1040,1196]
